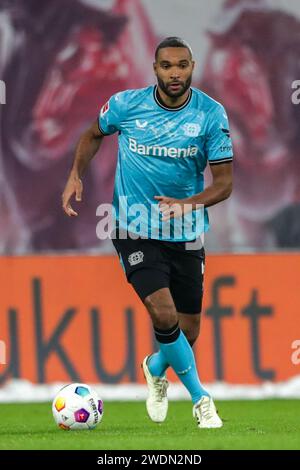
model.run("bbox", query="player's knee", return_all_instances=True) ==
[144,296,177,329]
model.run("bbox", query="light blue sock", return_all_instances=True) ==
[148,351,169,378]
[158,330,210,404]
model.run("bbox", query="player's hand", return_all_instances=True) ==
[62,174,83,217]
[154,196,192,221]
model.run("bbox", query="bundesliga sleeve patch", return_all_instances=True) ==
[100,101,110,117]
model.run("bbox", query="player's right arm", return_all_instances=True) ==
[62,92,126,216]
[62,120,105,217]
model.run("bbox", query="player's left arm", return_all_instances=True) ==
[155,162,232,220]
[156,103,233,220]
[189,161,233,208]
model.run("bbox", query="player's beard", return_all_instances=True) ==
[157,74,192,98]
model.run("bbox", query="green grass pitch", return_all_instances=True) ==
[0,400,299,450]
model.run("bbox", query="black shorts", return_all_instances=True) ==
[112,233,205,314]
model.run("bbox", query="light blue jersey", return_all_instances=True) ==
[98,85,233,242]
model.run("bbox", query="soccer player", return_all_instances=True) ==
[62,37,233,428]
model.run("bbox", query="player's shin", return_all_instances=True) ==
[154,323,209,403]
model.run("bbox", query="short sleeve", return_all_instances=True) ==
[205,104,233,165]
[98,92,127,135]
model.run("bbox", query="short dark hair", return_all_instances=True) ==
[155,37,193,61]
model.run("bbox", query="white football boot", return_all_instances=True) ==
[142,355,169,423]
[193,396,223,429]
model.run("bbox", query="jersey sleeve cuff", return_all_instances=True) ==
[209,157,233,166]
[98,119,110,136]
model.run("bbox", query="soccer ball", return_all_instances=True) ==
[52,383,104,430]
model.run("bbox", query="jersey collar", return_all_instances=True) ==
[153,85,192,111]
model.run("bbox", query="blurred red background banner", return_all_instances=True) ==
[1,0,300,253]
[0,254,299,385]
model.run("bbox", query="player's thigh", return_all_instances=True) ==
[112,232,168,288]
[169,247,205,315]
[112,234,176,327]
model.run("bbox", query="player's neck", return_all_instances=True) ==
[156,85,191,108]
